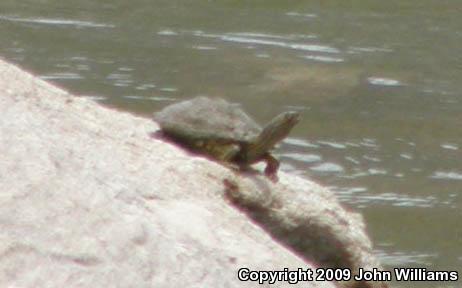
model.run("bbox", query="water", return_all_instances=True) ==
[1,1,461,286]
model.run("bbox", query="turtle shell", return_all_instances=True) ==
[154,97,262,144]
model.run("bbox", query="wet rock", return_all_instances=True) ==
[224,175,389,288]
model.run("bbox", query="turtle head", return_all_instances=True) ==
[271,111,300,130]
[246,111,300,162]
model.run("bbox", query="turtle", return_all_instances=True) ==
[153,96,300,180]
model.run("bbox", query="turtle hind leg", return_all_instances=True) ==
[262,153,280,182]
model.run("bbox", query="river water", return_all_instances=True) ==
[1,1,460,286]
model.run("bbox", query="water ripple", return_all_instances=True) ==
[430,171,462,181]
[81,95,107,101]
[310,162,344,173]
[157,29,178,36]
[159,87,178,92]
[136,83,156,90]
[123,95,145,100]
[359,138,379,148]
[220,35,339,53]
[317,140,347,149]
[363,155,382,162]
[147,96,176,102]
[106,73,133,86]
[302,55,344,63]
[400,153,413,160]
[440,143,459,150]
[350,192,436,208]
[378,251,436,266]
[40,73,83,80]
[192,45,218,50]
[348,46,393,53]
[228,32,294,40]
[281,153,322,163]
[367,77,403,87]
[187,30,339,53]
[342,168,388,179]
[0,15,114,28]
[345,156,360,164]
[286,12,318,18]
[283,137,319,148]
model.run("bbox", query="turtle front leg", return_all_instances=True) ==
[262,153,280,182]
[215,144,241,162]
[210,143,242,171]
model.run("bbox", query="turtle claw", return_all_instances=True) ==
[267,172,279,183]
[263,153,280,183]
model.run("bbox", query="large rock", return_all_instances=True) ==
[0,58,388,288]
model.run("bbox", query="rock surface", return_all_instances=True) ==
[0,58,387,288]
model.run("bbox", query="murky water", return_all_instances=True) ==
[1,1,461,286]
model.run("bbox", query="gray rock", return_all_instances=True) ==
[0,58,387,288]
